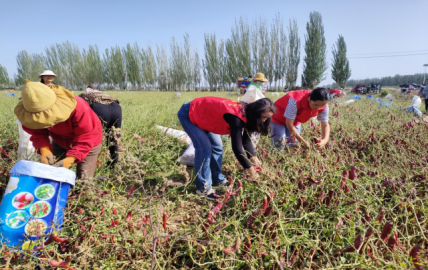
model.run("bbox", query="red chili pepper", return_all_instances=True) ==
[163,213,167,231]
[112,208,117,215]
[126,211,132,223]
[48,258,72,268]
[108,219,119,229]
[359,228,373,254]
[319,191,325,204]
[135,215,150,229]
[326,190,334,207]
[349,166,357,180]
[380,221,393,242]
[213,222,226,232]
[100,205,104,216]
[79,224,86,231]
[260,197,268,211]
[387,232,398,251]
[304,176,321,184]
[343,200,356,206]
[89,223,95,233]
[244,241,251,253]
[410,245,423,270]
[336,235,363,256]
[264,206,273,217]
[126,185,135,199]
[77,216,94,223]
[51,235,69,243]
[229,180,243,196]
[223,238,241,254]
[78,208,82,214]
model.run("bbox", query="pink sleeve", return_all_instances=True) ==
[66,109,101,162]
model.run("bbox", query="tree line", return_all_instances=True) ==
[1,12,352,91]
[345,73,427,87]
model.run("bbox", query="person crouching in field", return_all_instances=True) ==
[14,80,103,179]
[271,87,331,150]
[79,85,122,168]
[177,97,275,200]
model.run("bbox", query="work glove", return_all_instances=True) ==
[53,156,77,169]
[39,147,54,165]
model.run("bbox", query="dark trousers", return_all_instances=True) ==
[90,102,122,167]
[425,98,428,112]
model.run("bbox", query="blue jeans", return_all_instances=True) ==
[270,122,302,150]
[177,102,226,190]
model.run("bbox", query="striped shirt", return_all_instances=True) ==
[283,98,329,123]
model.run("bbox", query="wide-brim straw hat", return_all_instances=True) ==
[252,73,268,82]
[39,70,57,77]
[14,80,77,129]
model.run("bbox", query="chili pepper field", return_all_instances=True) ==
[0,90,428,269]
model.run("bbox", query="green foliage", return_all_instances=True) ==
[331,35,351,88]
[286,19,300,89]
[301,11,327,88]
[379,90,389,98]
[0,64,11,87]
[202,33,220,90]
[347,73,426,87]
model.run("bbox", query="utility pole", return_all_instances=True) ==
[424,64,428,85]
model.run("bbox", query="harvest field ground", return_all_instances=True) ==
[0,89,428,269]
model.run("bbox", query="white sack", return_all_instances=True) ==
[15,119,36,160]
[241,88,265,103]
[156,126,191,145]
[412,96,422,109]
[178,143,195,166]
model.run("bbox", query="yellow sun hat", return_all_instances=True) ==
[252,72,268,82]
[14,80,77,129]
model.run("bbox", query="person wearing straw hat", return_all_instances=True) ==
[246,72,268,94]
[14,80,103,179]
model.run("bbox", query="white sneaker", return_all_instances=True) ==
[196,188,217,201]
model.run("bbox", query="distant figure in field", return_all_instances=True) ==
[79,85,122,168]
[246,73,268,94]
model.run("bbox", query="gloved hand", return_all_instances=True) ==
[53,156,77,169]
[39,147,54,165]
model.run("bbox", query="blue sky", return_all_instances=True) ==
[2,0,428,85]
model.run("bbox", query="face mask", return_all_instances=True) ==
[256,81,263,86]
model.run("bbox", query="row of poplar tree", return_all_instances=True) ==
[346,74,426,87]
[0,12,352,91]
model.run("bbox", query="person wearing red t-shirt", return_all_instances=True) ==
[271,87,331,150]
[177,97,275,200]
